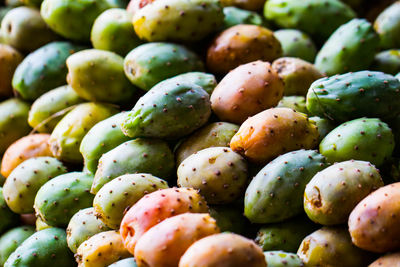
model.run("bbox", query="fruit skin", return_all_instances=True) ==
[36,216,51,231]
[274,29,317,62]
[349,182,400,253]
[0,44,23,98]
[208,205,247,234]
[211,61,284,124]
[264,0,356,43]
[222,6,268,30]
[309,116,336,142]
[179,233,267,267]
[244,150,326,223]
[320,118,394,167]
[277,96,308,114]
[207,25,282,74]
[374,1,400,49]
[12,41,85,101]
[297,227,372,267]
[372,49,400,75]
[28,85,85,133]
[0,226,35,266]
[66,207,110,254]
[230,108,319,164]
[315,19,380,76]
[175,122,239,165]
[91,138,175,194]
[109,258,138,267]
[304,160,384,225]
[178,147,248,204]
[120,81,211,140]
[93,173,169,229]
[49,102,118,163]
[306,71,400,122]
[0,98,31,154]
[80,112,131,174]
[369,252,400,267]
[263,251,303,267]
[4,228,75,267]
[135,213,220,267]
[162,72,217,95]
[220,0,264,11]
[91,8,142,56]
[0,187,19,234]
[124,42,204,91]
[132,0,223,42]
[120,187,208,254]
[272,57,323,96]
[0,6,58,52]
[3,157,67,214]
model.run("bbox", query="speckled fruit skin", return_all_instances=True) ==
[222,7,268,30]
[179,233,267,267]
[274,29,317,62]
[304,160,384,225]
[120,188,208,254]
[109,258,138,267]
[0,226,35,266]
[264,251,303,267]
[277,96,308,114]
[211,61,284,124]
[135,213,220,267]
[0,44,22,98]
[220,0,264,11]
[349,182,400,253]
[207,25,282,74]
[372,49,400,75]
[309,116,336,142]
[230,108,319,164]
[163,72,217,95]
[370,252,400,267]
[0,187,19,234]
[374,1,400,49]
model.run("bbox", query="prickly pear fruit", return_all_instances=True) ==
[309,116,336,142]
[230,108,319,164]
[0,226,35,266]
[306,71,400,122]
[274,29,317,62]
[245,150,326,223]
[120,82,211,140]
[370,252,400,267]
[0,98,31,154]
[372,49,400,75]
[4,228,75,267]
[298,227,373,267]
[67,207,110,253]
[264,251,303,267]
[3,157,67,214]
[0,187,18,234]
[94,173,169,229]
[76,230,131,267]
[272,57,323,96]
[179,233,267,267]
[91,138,174,194]
[374,1,400,49]
[133,0,223,42]
[0,44,22,98]
[49,102,118,163]
[207,25,282,74]
[222,7,268,30]
[28,85,85,133]
[162,72,217,95]
[120,187,208,254]
[1,134,52,177]
[124,42,204,91]
[109,258,138,267]
[36,216,51,231]
[178,147,248,204]
[315,19,379,75]
[304,160,384,225]
[211,61,284,124]
[135,213,220,267]
[0,174,5,187]
[220,0,264,11]
[320,118,394,167]
[277,96,308,114]
[209,205,247,234]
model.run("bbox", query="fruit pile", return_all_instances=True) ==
[0,0,399,266]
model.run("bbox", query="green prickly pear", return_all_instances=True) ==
[277,96,308,114]
[109,258,138,267]
[309,116,336,142]
[222,6,268,30]
[36,216,51,231]
[162,72,217,95]
[264,251,304,267]
[274,29,317,62]
[209,205,247,234]
[374,1,400,49]
[0,226,35,265]
[0,187,19,234]
[372,49,400,75]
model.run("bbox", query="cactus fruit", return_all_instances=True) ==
[49,102,118,163]
[274,29,317,62]
[109,258,138,267]
[120,81,211,140]
[374,1,400,49]
[93,173,169,229]
[220,0,264,11]
[263,251,304,267]
[349,182,400,253]
[372,49,400,75]
[0,174,5,187]
[315,19,380,76]
[66,207,111,254]
[245,150,326,223]
[135,213,220,267]
[28,85,85,133]
[162,72,217,95]
[3,157,67,214]
[306,71,400,122]
[304,160,384,225]
[120,187,208,254]
[179,233,267,267]
[36,216,51,231]
[277,96,308,114]
[210,61,284,124]
[0,226,35,265]
[319,118,395,167]
[309,116,336,142]
[91,138,175,194]
[370,252,400,267]
[230,108,319,164]
[0,187,19,234]
[178,147,248,204]
[0,44,22,98]
[132,0,223,42]
[208,205,247,234]
[207,25,282,74]
[271,57,323,96]
[4,228,75,267]
[124,42,204,91]
[222,7,268,30]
